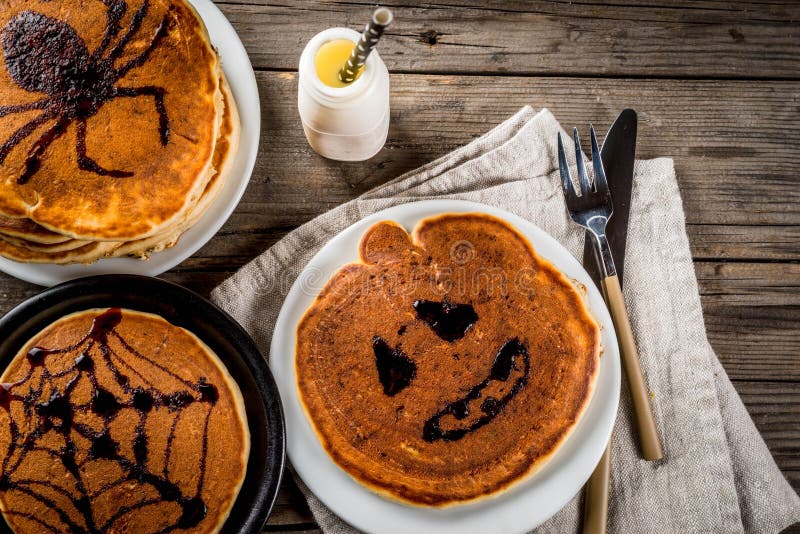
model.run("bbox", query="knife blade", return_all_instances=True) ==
[581,109,637,534]
[582,109,637,289]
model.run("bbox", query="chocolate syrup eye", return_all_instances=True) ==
[372,337,417,396]
[412,299,478,342]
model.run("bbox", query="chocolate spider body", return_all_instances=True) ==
[0,0,171,184]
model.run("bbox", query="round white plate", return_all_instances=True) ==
[0,0,259,286]
[270,200,621,534]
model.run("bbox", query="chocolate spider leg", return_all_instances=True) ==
[0,108,57,166]
[107,0,152,62]
[75,118,134,178]
[18,116,73,184]
[114,13,170,79]
[114,86,169,145]
[0,97,52,118]
[92,0,129,59]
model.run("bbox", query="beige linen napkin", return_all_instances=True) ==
[211,107,800,533]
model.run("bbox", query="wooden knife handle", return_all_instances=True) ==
[601,275,664,461]
[582,445,611,534]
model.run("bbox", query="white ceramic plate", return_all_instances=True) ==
[0,0,259,286]
[270,200,621,534]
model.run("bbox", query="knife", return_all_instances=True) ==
[581,109,637,534]
[584,109,637,289]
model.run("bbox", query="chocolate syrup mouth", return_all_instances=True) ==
[0,308,219,532]
[423,338,530,443]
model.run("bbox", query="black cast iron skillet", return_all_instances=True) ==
[0,275,285,534]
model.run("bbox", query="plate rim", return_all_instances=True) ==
[0,0,260,286]
[270,199,621,533]
[0,274,285,534]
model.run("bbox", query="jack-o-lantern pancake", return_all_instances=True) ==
[0,0,221,241]
[0,308,249,532]
[296,213,601,506]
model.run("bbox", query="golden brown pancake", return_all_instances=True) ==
[0,234,91,253]
[0,216,70,244]
[0,308,249,533]
[0,0,222,241]
[110,75,240,259]
[0,76,238,264]
[296,214,601,506]
[0,240,120,264]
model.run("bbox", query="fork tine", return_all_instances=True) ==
[572,127,590,195]
[557,133,577,203]
[589,125,609,194]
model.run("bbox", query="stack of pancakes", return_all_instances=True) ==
[0,0,239,264]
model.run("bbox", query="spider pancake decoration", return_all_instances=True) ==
[296,213,602,506]
[0,1,171,184]
[0,0,223,242]
[0,308,250,533]
[0,78,240,264]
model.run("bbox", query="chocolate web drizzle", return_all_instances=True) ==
[0,309,219,533]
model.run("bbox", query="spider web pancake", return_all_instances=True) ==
[0,308,250,533]
[0,0,223,242]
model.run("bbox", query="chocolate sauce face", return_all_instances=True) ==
[375,299,530,442]
[0,309,220,532]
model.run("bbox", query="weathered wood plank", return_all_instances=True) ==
[247,72,800,229]
[215,0,800,79]
[687,225,800,262]
[264,474,315,527]
[695,262,800,382]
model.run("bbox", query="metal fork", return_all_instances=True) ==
[558,127,664,462]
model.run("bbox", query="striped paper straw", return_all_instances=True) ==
[338,7,394,84]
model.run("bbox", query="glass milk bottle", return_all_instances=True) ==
[298,28,390,161]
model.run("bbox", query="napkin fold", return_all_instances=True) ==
[211,108,800,533]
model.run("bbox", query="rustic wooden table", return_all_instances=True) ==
[2,1,798,532]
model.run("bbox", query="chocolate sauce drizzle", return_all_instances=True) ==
[0,308,219,533]
[413,300,478,342]
[423,338,530,442]
[0,0,171,184]
[372,337,417,397]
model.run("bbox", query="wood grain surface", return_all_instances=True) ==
[0,0,797,532]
